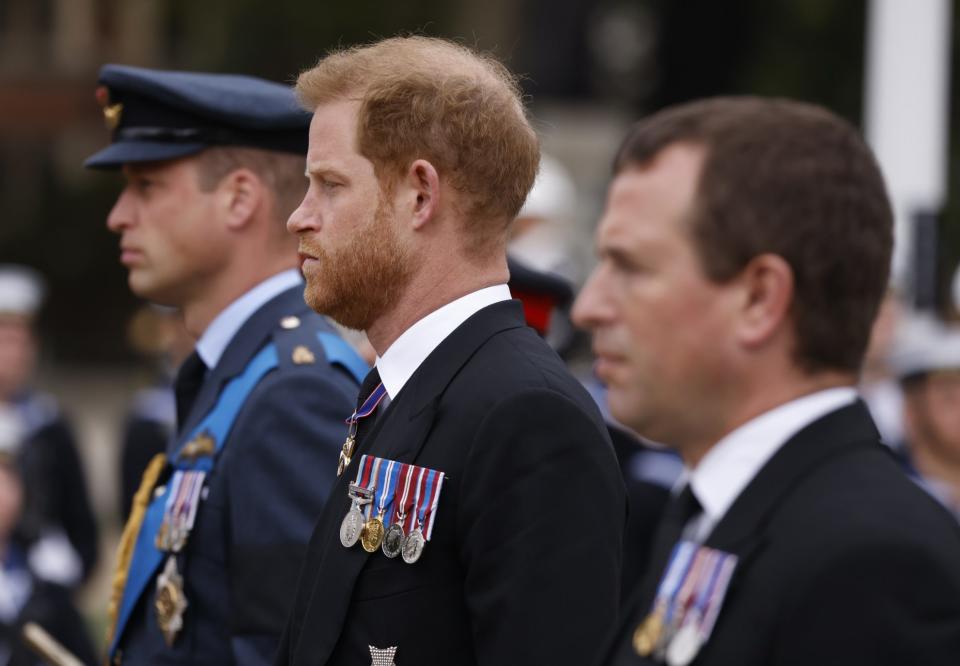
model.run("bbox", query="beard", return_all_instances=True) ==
[300,199,413,331]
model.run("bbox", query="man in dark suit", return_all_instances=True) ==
[85,65,367,665]
[574,97,960,665]
[278,36,625,666]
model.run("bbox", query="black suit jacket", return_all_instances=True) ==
[605,400,960,666]
[276,300,626,666]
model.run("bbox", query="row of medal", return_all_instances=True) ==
[153,469,206,647]
[340,455,445,564]
[155,470,206,553]
[632,541,738,666]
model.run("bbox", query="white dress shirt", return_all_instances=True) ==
[682,386,859,542]
[376,284,512,400]
[195,269,303,369]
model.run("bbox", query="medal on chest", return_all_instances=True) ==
[155,470,206,553]
[339,455,446,565]
[338,383,388,477]
[632,541,738,665]
[340,481,375,548]
[155,556,188,647]
[361,460,399,552]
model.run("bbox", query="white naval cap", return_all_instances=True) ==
[889,313,960,380]
[0,265,46,317]
[518,153,577,221]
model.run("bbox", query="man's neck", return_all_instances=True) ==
[366,260,508,355]
[181,258,297,338]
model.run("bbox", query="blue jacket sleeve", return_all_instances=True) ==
[223,363,356,665]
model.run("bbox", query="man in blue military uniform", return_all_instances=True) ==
[85,65,368,665]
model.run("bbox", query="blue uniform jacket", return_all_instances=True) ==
[115,286,362,665]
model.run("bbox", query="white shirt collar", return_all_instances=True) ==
[683,386,858,541]
[195,269,302,369]
[376,284,512,399]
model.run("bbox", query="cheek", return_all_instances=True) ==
[930,392,960,435]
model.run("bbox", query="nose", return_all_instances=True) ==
[106,188,135,234]
[286,190,319,235]
[572,267,613,331]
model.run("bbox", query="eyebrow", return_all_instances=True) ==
[304,163,346,179]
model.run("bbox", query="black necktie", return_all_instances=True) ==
[173,351,207,428]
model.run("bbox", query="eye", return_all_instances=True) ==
[606,249,646,275]
[132,178,154,193]
[321,179,342,191]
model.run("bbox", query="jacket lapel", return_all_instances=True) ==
[293,300,528,664]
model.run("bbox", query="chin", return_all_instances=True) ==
[129,276,176,307]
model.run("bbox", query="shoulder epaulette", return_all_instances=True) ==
[271,313,367,384]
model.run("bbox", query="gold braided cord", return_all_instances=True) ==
[105,453,168,651]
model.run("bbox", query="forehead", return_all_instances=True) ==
[306,100,362,161]
[598,143,705,244]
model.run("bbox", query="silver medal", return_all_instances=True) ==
[665,623,702,666]
[340,483,374,548]
[401,527,425,564]
[381,522,405,558]
[340,506,365,548]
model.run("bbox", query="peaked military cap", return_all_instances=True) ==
[84,64,311,169]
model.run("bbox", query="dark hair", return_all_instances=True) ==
[615,96,893,374]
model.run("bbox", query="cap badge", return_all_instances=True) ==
[95,85,123,130]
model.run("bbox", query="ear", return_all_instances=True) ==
[219,168,263,230]
[403,159,440,230]
[734,253,794,349]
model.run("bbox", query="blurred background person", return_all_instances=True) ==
[0,404,97,666]
[860,288,907,448]
[117,305,192,522]
[509,153,580,282]
[891,314,960,518]
[0,265,98,591]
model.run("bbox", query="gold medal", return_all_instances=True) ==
[633,607,664,657]
[337,434,357,477]
[360,512,385,552]
[178,431,216,462]
[156,557,188,647]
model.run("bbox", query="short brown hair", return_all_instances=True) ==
[193,146,307,227]
[615,97,893,374]
[296,36,540,253]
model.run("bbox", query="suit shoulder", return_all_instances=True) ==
[773,444,960,565]
[454,325,593,404]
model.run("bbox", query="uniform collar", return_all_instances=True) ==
[376,284,511,400]
[684,386,858,540]
[195,269,302,369]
